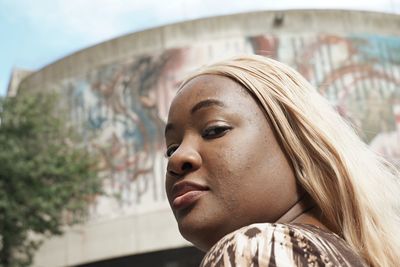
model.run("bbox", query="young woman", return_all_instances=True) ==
[164,55,400,267]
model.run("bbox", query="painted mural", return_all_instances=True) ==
[59,34,400,221]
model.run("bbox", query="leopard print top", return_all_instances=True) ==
[200,223,367,267]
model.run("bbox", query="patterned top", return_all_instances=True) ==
[200,223,367,267]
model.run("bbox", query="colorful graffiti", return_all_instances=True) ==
[251,34,400,160]
[283,35,400,159]
[58,34,400,220]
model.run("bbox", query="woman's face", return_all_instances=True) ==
[165,74,300,251]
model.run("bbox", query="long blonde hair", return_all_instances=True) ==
[179,55,400,267]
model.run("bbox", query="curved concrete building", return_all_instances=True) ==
[13,9,400,266]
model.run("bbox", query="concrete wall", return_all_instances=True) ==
[33,210,189,266]
[21,10,400,266]
[7,68,33,97]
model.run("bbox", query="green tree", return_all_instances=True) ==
[0,92,102,267]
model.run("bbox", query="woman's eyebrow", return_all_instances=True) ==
[165,99,226,138]
[191,99,225,114]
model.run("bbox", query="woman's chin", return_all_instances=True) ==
[179,226,212,252]
[177,217,229,252]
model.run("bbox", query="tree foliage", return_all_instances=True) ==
[0,92,102,267]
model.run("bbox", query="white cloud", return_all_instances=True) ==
[1,0,399,96]
[5,0,399,45]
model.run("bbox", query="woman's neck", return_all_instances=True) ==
[275,193,331,232]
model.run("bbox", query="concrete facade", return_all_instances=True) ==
[12,10,400,266]
[7,68,33,97]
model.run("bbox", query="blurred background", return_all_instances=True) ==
[1,1,400,266]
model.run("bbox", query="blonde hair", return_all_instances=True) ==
[179,55,400,267]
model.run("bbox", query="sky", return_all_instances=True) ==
[1,0,399,96]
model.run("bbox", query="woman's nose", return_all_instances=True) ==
[167,141,202,178]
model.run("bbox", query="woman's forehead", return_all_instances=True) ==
[166,74,264,128]
[172,75,249,107]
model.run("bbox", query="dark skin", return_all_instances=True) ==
[165,75,328,252]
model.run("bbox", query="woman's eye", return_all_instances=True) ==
[165,145,178,158]
[202,125,232,139]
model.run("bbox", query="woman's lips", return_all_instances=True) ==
[171,182,209,210]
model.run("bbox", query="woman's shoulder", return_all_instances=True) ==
[200,223,367,267]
